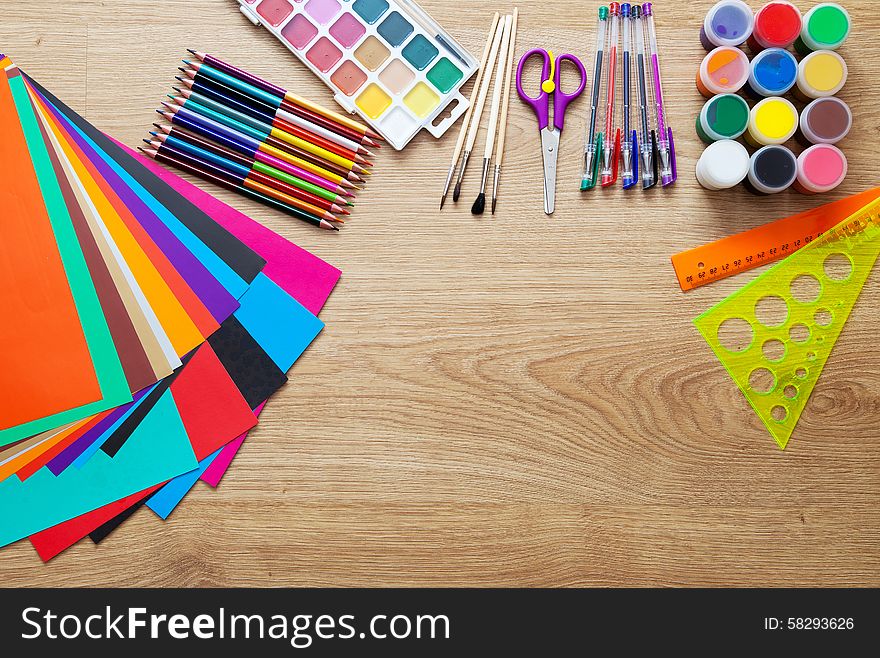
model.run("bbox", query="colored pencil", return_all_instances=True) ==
[181,64,374,170]
[179,68,373,169]
[171,87,368,163]
[158,104,356,197]
[152,127,351,215]
[139,145,339,231]
[177,75,372,155]
[146,137,343,223]
[175,75,365,181]
[187,49,382,144]
[153,115,348,206]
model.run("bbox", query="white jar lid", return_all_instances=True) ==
[696,140,750,190]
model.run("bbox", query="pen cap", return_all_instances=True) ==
[632,5,641,19]
[621,3,631,18]
[746,145,797,194]
[702,1,754,50]
[695,139,750,190]
[795,3,851,54]
[794,143,847,194]
[798,97,852,145]
[610,2,621,15]
[599,5,609,20]
[696,46,750,97]
[747,96,798,146]
[796,50,848,99]
[642,3,652,15]
[747,48,798,97]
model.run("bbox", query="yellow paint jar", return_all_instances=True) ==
[746,96,798,146]
[796,50,847,99]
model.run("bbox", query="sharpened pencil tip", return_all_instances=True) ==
[471,193,486,215]
[187,48,196,55]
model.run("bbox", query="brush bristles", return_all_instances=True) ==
[471,193,486,216]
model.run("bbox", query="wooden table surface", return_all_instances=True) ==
[1,0,878,587]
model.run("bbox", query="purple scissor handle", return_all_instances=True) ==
[516,49,587,132]
[516,49,586,214]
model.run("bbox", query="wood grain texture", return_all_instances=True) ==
[0,0,878,587]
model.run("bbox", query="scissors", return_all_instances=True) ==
[516,49,587,214]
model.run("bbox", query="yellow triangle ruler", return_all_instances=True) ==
[694,197,880,449]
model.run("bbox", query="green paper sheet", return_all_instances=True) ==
[0,389,197,547]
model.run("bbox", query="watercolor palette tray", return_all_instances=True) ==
[237,0,478,149]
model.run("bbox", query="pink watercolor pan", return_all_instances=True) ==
[237,0,478,149]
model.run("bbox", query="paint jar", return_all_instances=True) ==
[795,143,847,194]
[696,139,750,190]
[798,97,852,145]
[701,0,754,50]
[746,97,798,146]
[746,48,797,98]
[696,94,750,142]
[696,46,750,97]
[745,145,798,194]
[796,50,848,99]
[747,1,802,52]
[795,3,851,54]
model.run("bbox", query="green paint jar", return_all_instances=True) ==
[794,3,851,54]
[696,93,750,143]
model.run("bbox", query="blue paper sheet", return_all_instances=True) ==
[146,448,221,520]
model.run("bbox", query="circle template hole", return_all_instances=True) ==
[783,385,797,399]
[814,308,832,326]
[762,339,785,362]
[771,405,788,422]
[717,317,753,352]
[749,367,776,394]
[807,351,817,361]
[755,295,788,328]
[789,323,810,343]
[824,253,852,281]
[790,274,821,304]
[795,368,807,379]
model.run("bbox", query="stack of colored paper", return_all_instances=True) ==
[0,54,341,561]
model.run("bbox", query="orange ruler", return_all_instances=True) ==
[671,187,880,291]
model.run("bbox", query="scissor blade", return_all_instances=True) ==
[540,128,560,215]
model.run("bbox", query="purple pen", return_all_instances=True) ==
[642,3,676,186]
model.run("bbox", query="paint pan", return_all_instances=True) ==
[745,144,797,194]
[696,139,750,190]
[798,96,852,145]
[696,93,749,142]
[238,0,478,149]
[794,143,847,194]
[696,46,750,97]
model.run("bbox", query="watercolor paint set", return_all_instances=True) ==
[236,0,479,149]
